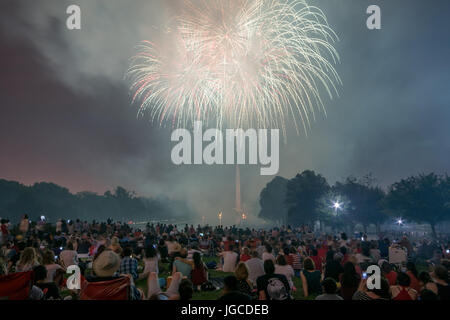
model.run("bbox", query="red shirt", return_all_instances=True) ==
[385,271,398,286]
[311,255,323,271]
[407,271,421,293]
[1,224,8,236]
[240,254,251,262]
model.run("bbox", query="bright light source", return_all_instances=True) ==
[40,216,46,221]
[397,219,403,225]
[332,201,342,211]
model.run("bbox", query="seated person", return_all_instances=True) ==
[173,248,193,278]
[390,272,418,300]
[218,276,252,301]
[118,247,139,281]
[315,278,343,300]
[33,265,61,300]
[301,258,322,298]
[87,249,143,300]
[257,259,291,300]
[147,271,193,300]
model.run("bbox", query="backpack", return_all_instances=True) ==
[267,277,288,300]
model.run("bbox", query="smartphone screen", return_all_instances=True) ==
[362,272,368,280]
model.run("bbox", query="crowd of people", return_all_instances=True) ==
[1,214,449,301]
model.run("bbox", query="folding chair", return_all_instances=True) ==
[80,276,131,300]
[0,271,34,300]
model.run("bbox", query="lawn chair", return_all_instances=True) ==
[0,271,34,300]
[80,276,131,300]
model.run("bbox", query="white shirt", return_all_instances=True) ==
[262,252,276,263]
[245,258,265,285]
[275,264,295,289]
[60,250,78,268]
[221,251,238,273]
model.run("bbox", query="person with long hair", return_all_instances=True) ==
[300,257,322,298]
[340,261,361,300]
[42,249,64,284]
[235,262,253,297]
[275,255,295,290]
[191,252,208,288]
[16,247,39,272]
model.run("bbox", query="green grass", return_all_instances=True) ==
[135,257,316,300]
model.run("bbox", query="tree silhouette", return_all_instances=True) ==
[258,176,289,224]
[286,170,330,226]
[386,173,450,238]
[334,175,387,233]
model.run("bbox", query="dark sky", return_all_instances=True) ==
[1,0,449,225]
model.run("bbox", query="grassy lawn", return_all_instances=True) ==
[135,256,317,300]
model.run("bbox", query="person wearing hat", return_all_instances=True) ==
[87,249,143,300]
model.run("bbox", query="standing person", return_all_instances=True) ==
[245,251,265,286]
[220,245,238,273]
[1,219,10,244]
[55,219,62,233]
[300,257,322,298]
[19,214,29,235]
[256,259,291,301]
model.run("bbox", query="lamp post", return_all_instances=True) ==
[218,212,223,226]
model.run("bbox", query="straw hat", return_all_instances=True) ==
[93,250,121,277]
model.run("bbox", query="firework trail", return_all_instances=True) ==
[127,0,341,136]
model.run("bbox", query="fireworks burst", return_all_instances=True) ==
[127,0,341,135]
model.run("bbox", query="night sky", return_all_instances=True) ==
[1,0,449,225]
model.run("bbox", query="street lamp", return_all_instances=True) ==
[218,212,223,226]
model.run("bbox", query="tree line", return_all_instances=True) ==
[0,179,193,224]
[259,171,450,238]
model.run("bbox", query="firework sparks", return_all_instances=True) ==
[127,0,342,135]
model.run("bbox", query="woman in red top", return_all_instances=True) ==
[381,261,397,286]
[240,247,251,262]
[191,252,208,287]
[391,272,418,300]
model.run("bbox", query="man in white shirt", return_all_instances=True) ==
[220,245,238,273]
[245,251,265,286]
